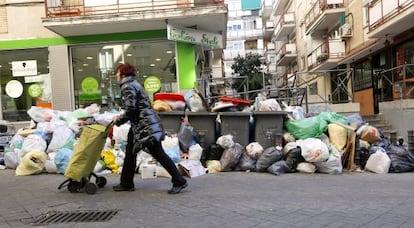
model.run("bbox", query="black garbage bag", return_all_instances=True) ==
[200,143,224,167]
[358,147,371,169]
[388,144,414,173]
[256,146,283,172]
[234,152,256,171]
[267,160,294,175]
[284,146,305,170]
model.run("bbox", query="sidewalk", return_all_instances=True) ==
[0,169,414,228]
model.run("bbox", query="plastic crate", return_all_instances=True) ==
[219,112,252,147]
[157,111,186,135]
[253,111,287,149]
[186,112,218,149]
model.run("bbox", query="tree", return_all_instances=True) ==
[231,53,271,99]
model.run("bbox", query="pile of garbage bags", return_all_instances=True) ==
[1,98,414,178]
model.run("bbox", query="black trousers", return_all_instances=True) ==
[120,129,187,188]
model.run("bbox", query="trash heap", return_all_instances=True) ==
[1,90,414,179]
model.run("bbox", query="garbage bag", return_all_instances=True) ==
[178,122,195,153]
[267,160,293,175]
[245,142,264,159]
[16,151,47,176]
[296,162,316,173]
[216,134,234,149]
[234,152,256,171]
[297,138,329,163]
[256,146,283,172]
[4,151,19,169]
[388,144,414,173]
[220,143,243,171]
[54,147,73,174]
[365,148,391,174]
[284,146,305,170]
[284,116,328,139]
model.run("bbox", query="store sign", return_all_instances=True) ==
[28,84,43,98]
[144,76,161,93]
[12,60,38,77]
[24,75,43,83]
[167,24,223,49]
[81,76,99,94]
[5,80,23,98]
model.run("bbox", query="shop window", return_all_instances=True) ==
[0,48,50,121]
[71,40,176,109]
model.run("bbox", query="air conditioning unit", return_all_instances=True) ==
[339,23,352,38]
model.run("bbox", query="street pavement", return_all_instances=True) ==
[0,169,414,228]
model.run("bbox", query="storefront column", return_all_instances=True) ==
[49,45,73,111]
[176,42,196,91]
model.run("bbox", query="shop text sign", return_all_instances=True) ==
[12,60,38,77]
[167,24,223,49]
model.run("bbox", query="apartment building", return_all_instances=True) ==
[0,0,227,122]
[266,0,413,117]
[221,0,267,96]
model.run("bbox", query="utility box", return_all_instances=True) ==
[186,112,218,149]
[253,111,287,149]
[157,111,185,135]
[219,112,252,147]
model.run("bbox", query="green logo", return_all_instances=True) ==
[144,76,161,93]
[81,76,99,94]
[28,84,43,97]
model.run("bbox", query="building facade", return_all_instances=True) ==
[0,0,227,122]
[266,0,414,138]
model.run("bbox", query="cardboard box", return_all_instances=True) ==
[141,164,157,179]
[178,160,206,178]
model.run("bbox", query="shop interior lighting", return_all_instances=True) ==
[86,56,93,60]
[155,58,161,61]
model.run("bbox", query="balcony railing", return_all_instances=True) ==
[304,0,344,32]
[367,0,414,32]
[45,0,224,18]
[273,12,295,40]
[307,39,345,70]
[277,43,297,66]
[227,29,264,40]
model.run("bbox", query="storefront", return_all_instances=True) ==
[0,25,223,122]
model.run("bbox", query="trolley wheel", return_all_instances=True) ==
[68,181,80,193]
[96,176,107,188]
[85,182,98,194]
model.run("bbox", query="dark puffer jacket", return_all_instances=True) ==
[115,76,164,149]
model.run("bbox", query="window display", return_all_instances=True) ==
[0,48,50,121]
[71,40,176,109]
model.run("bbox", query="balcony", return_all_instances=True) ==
[304,0,345,35]
[277,43,297,66]
[264,42,276,55]
[263,19,275,40]
[307,39,345,72]
[366,0,414,38]
[273,13,295,41]
[42,0,227,37]
[227,28,264,41]
[273,0,289,16]
[261,0,274,20]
